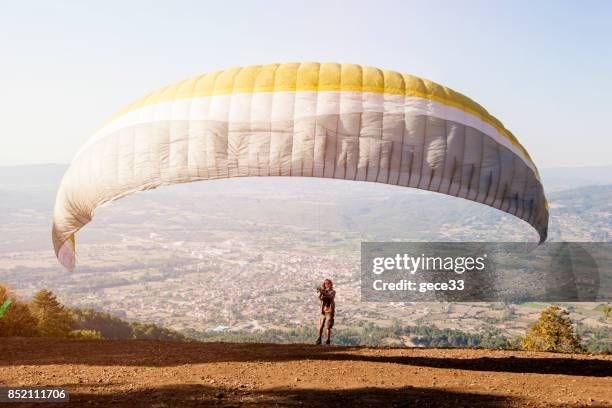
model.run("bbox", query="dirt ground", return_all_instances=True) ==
[0,338,611,407]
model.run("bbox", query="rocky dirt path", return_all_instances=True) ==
[1,338,611,407]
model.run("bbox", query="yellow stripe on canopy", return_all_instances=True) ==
[101,62,536,172]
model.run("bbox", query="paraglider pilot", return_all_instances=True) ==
[316,278,335,345]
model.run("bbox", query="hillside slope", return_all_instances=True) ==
[1,338,610,407]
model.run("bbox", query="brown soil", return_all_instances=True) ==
[1,338,611,407]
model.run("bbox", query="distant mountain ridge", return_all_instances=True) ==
[541,165,612,191]
[1,163,611,193]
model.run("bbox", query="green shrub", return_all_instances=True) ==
[69,329,103,340]
[520,305,583,353]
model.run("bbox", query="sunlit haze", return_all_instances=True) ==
[1,0,611,167]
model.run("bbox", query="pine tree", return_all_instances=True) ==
[520,305,583,353]
[29,289,74,337]
[0,285,38,337]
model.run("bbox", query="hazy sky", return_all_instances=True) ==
[1,0,610,167]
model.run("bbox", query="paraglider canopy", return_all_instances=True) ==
[52,62,548,271]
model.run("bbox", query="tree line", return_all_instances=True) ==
[185,321,513,349]
[186,307,609,354]
[2,283,608,354]
[0,284,185,341]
